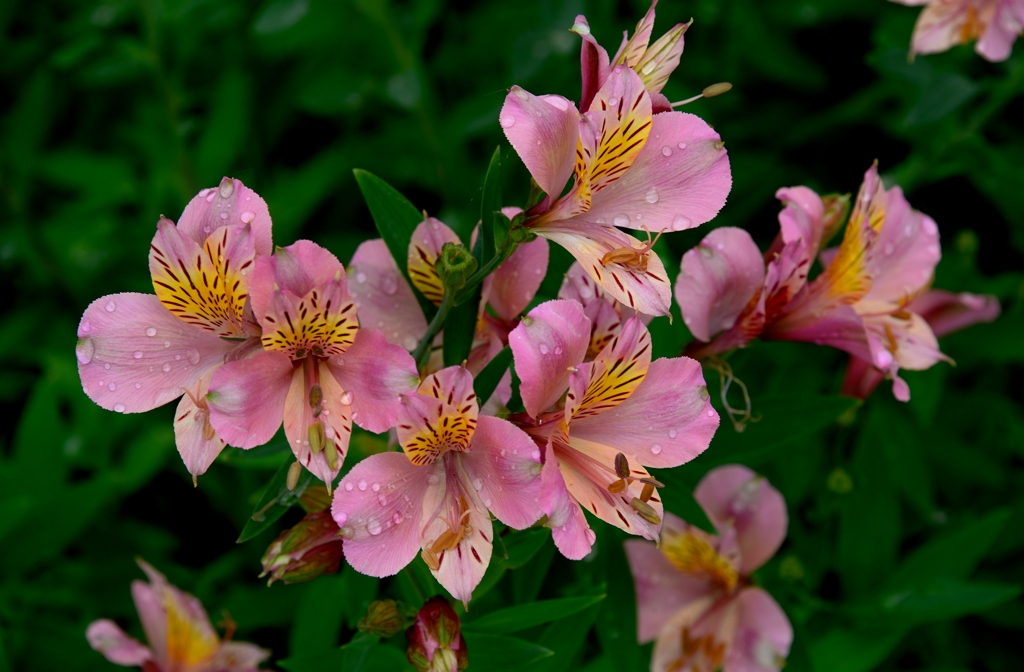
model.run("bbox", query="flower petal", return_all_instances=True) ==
[501,88,580,199]
[210,641,273,671]
[539,224,672,316]
[176,177,272,256]
[249,239,346,321]
[398,393,475,466]
[863,186,940,303]
[77,293,234,414]
[407,218,462,305]
[135,559,219,670]
[582,66,653,195]
[540,439,595,560]
[508,299,591,418]
[348,238,427,351]
[676,227,765,342]
[207,350,292,449]
[283,364,353,485]
[725,588,793,672]
[559,262,646,358]
[332,452,430,577]
[579,111,732,233]
[649,595,724,672]
[977,3,1023,62]
[570,357,718,469]
[909,289,1001,337]
[571,15,612,112]
[327,328,420,433]
[461,416,544,529]
[634,19,689,94]
[174,368,227,483]
[149,219,256,338]
[484,237,550,322]
[566,316,652,422]
[86,620,153,666]
[695,465,787,574]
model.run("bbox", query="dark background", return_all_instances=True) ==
[1,0,1023,670]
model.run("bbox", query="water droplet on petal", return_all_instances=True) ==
[499,114,516,128]
[133,351,143,359]
[645,187,659,204]
[162,363,172,372]
[884,243,894,255]
[651,443,663,455]
[187,349,201,365]
[76,339,95,364]
[340,391,353,405]
[108,382,116,391]
[427,473,440,485]
[641,61,657,75]
[531,449,541,461]
[472,477,484,491]
[145,327,157,337]
[366,518,382,536]
[219,212,228,220]
[336,513,348,525]
[240,211,255,223]
[585,528,597,545]
[163,341,171,348]
[371,482,381,492]
[134,383,141,389]
[81,321,92,333]
[613,214,630,226]
[104,363,111,370]
[403,335,418,350]
[554,346,562,355]
[392,512,403,524]
[608,97,619,106]
[105,299,116,312]
[672,214,692,231]
[345,481,354,491]
[539,344,550,355]
[114,403,125,413]
[662,146,672,157]
[354,272,367,285]
[678,142,687,150]
[206,192,216,203]
[383,275,398,295]
[357,479,367,491]
[668,429,678,439]
[219,179,235,199]
[377,494,387,506]
[707,409,715,417]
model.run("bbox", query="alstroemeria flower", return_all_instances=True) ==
[625,465,792,672]
[891,0,1024,62]
[86,559,270,671]
[677,164,949,401]
[346,212,549,375]
[76,178,272,483]
[501,62,731,317]
[571,0,690,113]
[206,240,419,487]
[331,365,544,606]
[507,299,719,560]
[842,289,1000,399]
[558,261,651,359]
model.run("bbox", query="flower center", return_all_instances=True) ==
[662,529,738,593]
[666,627,727,672]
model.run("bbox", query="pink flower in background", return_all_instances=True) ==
[331,365,543,606]
[86,559,270,671]
[625,465,791,672]
[206,240,419,487]
[571,0,691,113]
[346,212,548,377]
[841,289,1000,399]
[507,299,719,560]
[892,0,1024,61]
[677,164,950,401]
[76,177,272,484]
[501,60,731,316]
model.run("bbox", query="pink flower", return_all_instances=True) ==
[625,465,792,672]
[841,289,1000,399]
[347,213,548,375]
[507,299,719,560]
[86,559,270,671]
[76,178,272,484]
[206,240,419,487]
[571,0,691,113]
[406,596,469,672]
[677,163,949,401]
[558,261,652,360]
[501,59,731,317]
[330,365,544,606]
[892,0,1024,61]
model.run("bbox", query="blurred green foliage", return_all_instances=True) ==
[1,0,1022,670]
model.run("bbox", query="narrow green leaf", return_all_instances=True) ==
[443,284,481,367]
[473,347,511,404]
[809,627,908,672]
[479,146,503,267]
[352,169,433,315]
[499,527,550,569]
[464,594,605,634]
[534,603,601,672]
[652,468,716,534]
[880,578,1021,623]
[236,458,314,543]
[461,633,553,671]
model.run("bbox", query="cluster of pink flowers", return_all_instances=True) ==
[78,2,1001,670]
[892,0,1024,62]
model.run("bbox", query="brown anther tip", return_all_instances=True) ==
[702,82,733,98]
[630,497,661,525]
[640,482,656,503]
[639,476,665,488]
[614,452,630,479]
[608,478,627,493]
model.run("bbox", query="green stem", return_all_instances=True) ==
[412,290,455,369]
[454,237,520,304]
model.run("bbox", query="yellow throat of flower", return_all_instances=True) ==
[661,529,739,593]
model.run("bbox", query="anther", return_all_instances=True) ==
[309,384,323,410]
[640,482,655,502]
[308,420,326,454]
[324,439,339,470]
[286,461,302,490]
[614,452,630,479]
[670,82,733,108]
[631,497,661,524]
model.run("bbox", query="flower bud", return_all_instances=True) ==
[260,510,344,585]
[435,243,478,293]
[298,482,331,513]
[406,596,469,672]
[358,599,408,638]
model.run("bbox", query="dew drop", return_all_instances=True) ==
[609,97,619,106]
[357,479,368,491]
[345,481,354,492]
[585,528,597,545]
[613,214,631,226]
[163,341,171,348]
[383,275,398,295]
[105,299,116,312]
[133,351,143,359]
[403,335,418,350]
[355,272,367,284]
[392,512,403,524]
[174,354,181,361]
[240,211,255,223]
[707,409,715,417]
[145,327,157,337]
[104,362,111,370]
[162,363,172,372]
[187,349,201,365]
[668,429,678,439]
[661,146,672,157]
[219,179,235,199]
[134,383,141,389]
[340,391,353,405]
[645,187,659,204]
[336,513,348,525]
[651,443,663,455]
[427,474,440,485]
[219,212,228,220]
[76,339,95,364]
[108,382,117,391]
[884,243,894,255]
[377,494,387,506]
[499,114,516,128]
[641,61,657,75]
[539,344,550,355]
[366,518,382,536]
[371,482,381,492]
[472,477,484,491]
[531,449,541,461]
[554,346,562,355]
[81,321,92,333]
[114,403,125,413]
[672,214,692,231]
[206,192,216,203]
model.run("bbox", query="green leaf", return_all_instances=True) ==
[473,347,511,405]
[236,458,314,543]
[290,575,349,657]
[478,146,503,267]
[352,169,433,315]
[652,468,716,534]
[809,627,908,672]
[880,578,1021,623]
[443,284,481,367]
[534,603,602,672]
[461,632,553,671]
[218,441,291,470]
[498,527,550,569]
[464,594,606,634]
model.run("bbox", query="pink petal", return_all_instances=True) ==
[538,224,673,316]
[571,15,612,112]
[207,350,293,449]
[420,365,478,418]
[977,3,1022,61]
[764,303,872,362]
[582,66,653,194]
[508,299,591,418]
[559,262,647,357]
[461,416,544,529]
[484,237,550,322]
[333,452,431,577]
[397,391,474,466]
[840,355,886,400]
[174,368,227,483]
[249,240,346,326]
[501,87,580,199]
[176,177,273,256]
[909,289,1001,337]
[210,641,273,671]
[773,186,826,254]
[611,2,657,67]
[650,595,729,672]
[861,306,946,371]
[570,357,718,469]
[565,316,652,422]
[408,218,462,305]
[327,328,420,433]
[540,440,595,560]
[675,228,766,342]
[283,364,353,485]
[695,465,787,574]
[634,19,689,95]
[863,186,940,303]
[129,579,166,663]
[86,620,152,666]
[348,239,427,351]
[77,293,234,414]
[725,588,793,672]
[578,112,732,233]
[133,559,219,666]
